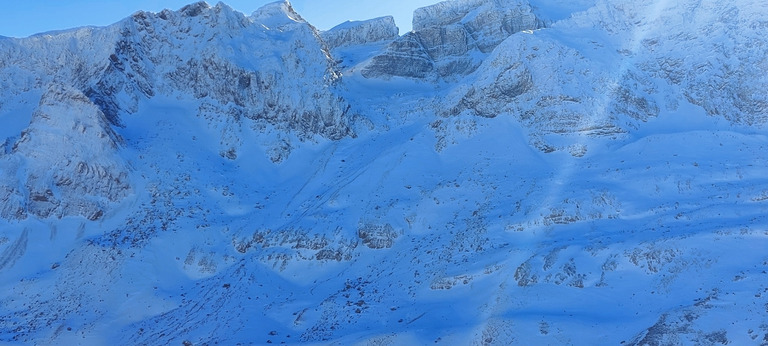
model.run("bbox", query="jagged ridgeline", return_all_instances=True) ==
[0,1,353,220]
[1,0,768,345]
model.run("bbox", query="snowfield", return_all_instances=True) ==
[1,0,768,344]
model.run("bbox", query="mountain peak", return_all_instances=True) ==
[179,1,211,17]
[251,0,306,28]
[322,16,399,50]
[362,0,541,79]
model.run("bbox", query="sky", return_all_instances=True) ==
[0,0,439,38]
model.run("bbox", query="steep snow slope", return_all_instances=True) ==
[1,0,768,345]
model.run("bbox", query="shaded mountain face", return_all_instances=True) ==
[3,85,130,220]
[1,0,768,345]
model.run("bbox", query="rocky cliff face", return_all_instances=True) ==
[0,0,356,219]
[0,85,130,220]
[362,0,543,78]
[412,0,542,53]
[321,16,399,50]
[1,0,352,158]
[597,0,768,126]
[94,1,352,142]
[430,0,768,155]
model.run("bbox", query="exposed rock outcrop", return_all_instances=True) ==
[363,0,543,79]
[1,1,353,161]
[321,16,399,50]
[0,85,131,220]
[93,1,352,141]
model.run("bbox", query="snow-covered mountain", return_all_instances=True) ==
[1,0,768,344]
[362,0,544,79]
[322,16,400,50]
